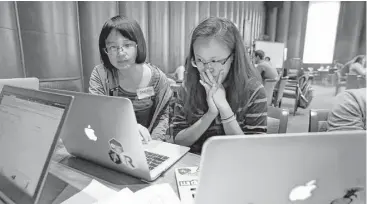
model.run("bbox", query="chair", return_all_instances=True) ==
[358,76,366,88]
[263,79,278,106]
[334,71,346,96]
[280,79,301,116]
[272,76,289,107]
[318,70,329,86]
[308,109,330,132]
[39,77,83,92]
[346,74,359,90]
[267,106,289,134]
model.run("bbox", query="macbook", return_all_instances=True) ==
[195,131,366,204]
[0,85,73,204]
[41,88,190,182]
[0,78,39,92]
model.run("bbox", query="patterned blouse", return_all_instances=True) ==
[170,77,268,154]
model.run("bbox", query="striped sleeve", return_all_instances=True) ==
[239,84,268,134]
[89,67,106,95]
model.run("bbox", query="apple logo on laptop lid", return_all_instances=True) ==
[84,125,97,141]
[289,180,317,201]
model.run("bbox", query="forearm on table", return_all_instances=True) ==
[174,113,217,147]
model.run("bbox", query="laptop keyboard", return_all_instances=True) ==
[145,151,169,170]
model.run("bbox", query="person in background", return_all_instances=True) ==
[173,65,185,82]
[171,17,267,154]
[340,55,364,77]
[349,55,366,76]
[254,50,278,83]
[327,88,366,132]
[89,15,172,142]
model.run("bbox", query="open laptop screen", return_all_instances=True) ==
[0,86,70,203]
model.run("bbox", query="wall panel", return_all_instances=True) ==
[227,2,234,23]
[79,1,117,91]
[199,1,210,22]
[17,1,81,86]
[210,1,220,17]
[0,2,23,78]
[119,1,149,61]
[148,1,169,73]
[218,1,227,18]
[185,2,200,56]
[169,1,186,70]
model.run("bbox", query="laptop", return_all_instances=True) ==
[0,78,39,92]
[194,131,366,204]
[0,85,73,204]
[41,88,190,182]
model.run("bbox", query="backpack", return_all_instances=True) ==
[297,75,314,109]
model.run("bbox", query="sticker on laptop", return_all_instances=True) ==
[108,138,136,169]
[108,150,122,164]
[137,86,155,100]
[109,139,124,154]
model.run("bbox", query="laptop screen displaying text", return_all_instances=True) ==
[0,91,65,197]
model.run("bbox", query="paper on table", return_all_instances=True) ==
[61,179,117,204]
[94,188,135,204]
[133,183,181,204]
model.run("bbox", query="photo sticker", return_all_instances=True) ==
[108,150,121,164]
[109,138,124,154]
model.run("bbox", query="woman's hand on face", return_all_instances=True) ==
[200,71,219,116]
[138,124,152,144]
[212,70,228,110]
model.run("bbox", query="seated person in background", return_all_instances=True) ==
[349,55,366,76]
[174,65,185,82]
[254,50,278,83]
[341,55,363,77]
[172,57,189,83]
[171,17,267,154]
[89,15,172,141]
[327,88,366,132]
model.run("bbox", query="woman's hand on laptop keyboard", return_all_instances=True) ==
[138,124,152,144]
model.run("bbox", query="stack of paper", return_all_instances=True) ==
[60,179,181,204]
[60,180,117,204]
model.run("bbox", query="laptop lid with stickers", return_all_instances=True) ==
[41,88,152,180]
[0,85,73,204]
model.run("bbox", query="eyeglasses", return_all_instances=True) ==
[104,43,137,55]
[191,53,233,69]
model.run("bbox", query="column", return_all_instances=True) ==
[266,7,278,41]
[286,1,308,59]
[275,1,291,46]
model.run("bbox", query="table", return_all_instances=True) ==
[38,143,200,204]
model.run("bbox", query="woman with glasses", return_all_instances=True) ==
[171,17,267,154]
[89,15,172,142]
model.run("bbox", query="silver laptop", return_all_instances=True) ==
[0,85,73,204]
[195,131,366,204]
[0,78,39,92]
[41,88,190,182]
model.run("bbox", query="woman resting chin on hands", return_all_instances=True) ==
[171,17,268,155]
